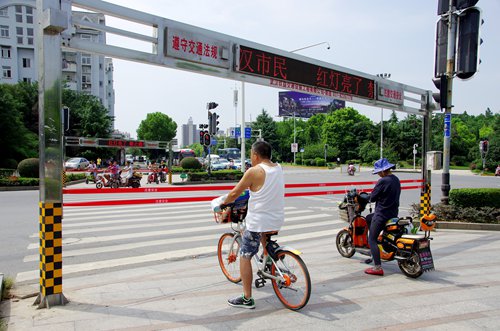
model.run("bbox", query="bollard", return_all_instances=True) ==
[168,171,172,184]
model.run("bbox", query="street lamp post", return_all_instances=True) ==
[289,41,331,165]
[413,144,418,170]
[376,73,391,159]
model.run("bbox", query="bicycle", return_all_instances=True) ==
[215,201,311,310]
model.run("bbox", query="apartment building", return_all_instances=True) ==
[0,0,115,124]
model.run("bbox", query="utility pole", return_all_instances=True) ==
[434,0,483,204]
[441,0,457,205]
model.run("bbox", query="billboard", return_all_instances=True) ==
[278,91,345,118]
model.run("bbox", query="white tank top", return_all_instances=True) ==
[245,163,285,232]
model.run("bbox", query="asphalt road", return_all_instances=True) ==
[1,167,497,282]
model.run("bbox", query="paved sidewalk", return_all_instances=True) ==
[2,229,500,330]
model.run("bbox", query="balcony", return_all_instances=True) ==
[62,61,77,72]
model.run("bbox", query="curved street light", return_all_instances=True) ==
[290,41,331,53]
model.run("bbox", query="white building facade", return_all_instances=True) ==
[181,117,199,148]
[0,0,115,124]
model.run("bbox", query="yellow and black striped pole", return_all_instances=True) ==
[34,202,67,308]
[420,183,432,218]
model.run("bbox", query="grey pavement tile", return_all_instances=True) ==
[74,314,151,331]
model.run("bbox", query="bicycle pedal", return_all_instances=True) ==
[255,278,266,288]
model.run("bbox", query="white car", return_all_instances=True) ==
[65,157,90,170]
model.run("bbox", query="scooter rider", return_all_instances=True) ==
[121,161,134,186]
[364,158,401,276]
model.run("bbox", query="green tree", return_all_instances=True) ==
[322,107,375,162]
[252,109,279,158]
[13,81,38,134]
[0,84,38,166]
[137,112,177,142]
[187,143,204,157]
[62,89,113,137]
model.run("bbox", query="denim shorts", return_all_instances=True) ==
[240,230,261,259]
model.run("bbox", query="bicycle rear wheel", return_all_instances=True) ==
[271,251,311,310]
[217,233,241,283]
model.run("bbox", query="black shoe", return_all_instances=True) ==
[228,295,255,309]
[364,258,373,264]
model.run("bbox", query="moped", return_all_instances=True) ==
[336,188,436,278]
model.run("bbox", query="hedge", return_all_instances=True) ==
[0,173,85,187]
[180,157,202,170]
[0,177,39,186]
[449,188,500,208]
[0,169,15,178]
[188,170,243,182]
[18,158,39,178]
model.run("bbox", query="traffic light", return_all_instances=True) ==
[208,112,213,135]
[434,17,449,78]
[207,102,218,110]
[203,132,211,146]
[456,7,482,80]
[456,0,479,10]
[211,112,220,135]
[482,140,488,153]
[432,75,449,110]
[199,130,204,144]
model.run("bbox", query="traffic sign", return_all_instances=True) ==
[245,127,251,139]
[235,127,241,138]
[211,138,217,146]
[291,143,298,153]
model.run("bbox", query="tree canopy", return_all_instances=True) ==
[137,112,177,142]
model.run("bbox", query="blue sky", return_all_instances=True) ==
[97,0,499,139]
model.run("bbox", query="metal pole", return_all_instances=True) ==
[376,73,391,159]
[380,107,384,159]
[293,112,296,165]
[34,0,69,309]
[441,0,457,204]
[241,82,246,172]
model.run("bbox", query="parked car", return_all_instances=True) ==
[218,158,231,169]
[210,159,229,171]
[65,157,89,170]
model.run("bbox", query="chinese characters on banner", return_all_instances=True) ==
[164,28,230,68]
[237,45,375,100]
[171,35,218,59]
[97,139,146,148]
[377,85,404,105]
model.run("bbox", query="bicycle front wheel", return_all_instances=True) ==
[217,232,241,283]
[271,251,311,310]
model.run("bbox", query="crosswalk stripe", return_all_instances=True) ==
[17,228,341,283]
[62,201,222,216]
[62,206,297,223]
[29,209,309,237]
[26,213,334,249]
[23,218,343,261]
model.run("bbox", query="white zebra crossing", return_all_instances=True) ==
[17,201,343,283]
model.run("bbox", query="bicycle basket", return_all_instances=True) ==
[214,205,248,224]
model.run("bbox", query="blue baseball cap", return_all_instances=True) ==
[372,158,395,174]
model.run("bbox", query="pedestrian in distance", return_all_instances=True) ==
[364,158,401,276]
[87,160,98,181]
[221,141,285,309]
[96,157,102,169]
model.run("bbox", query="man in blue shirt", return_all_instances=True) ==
[365,158,401,276]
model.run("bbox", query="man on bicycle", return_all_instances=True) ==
[221,141,285,309]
